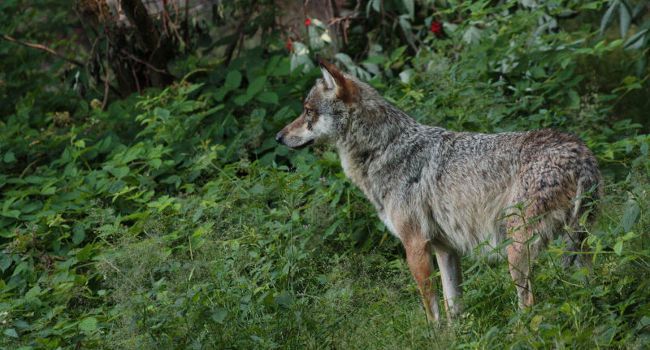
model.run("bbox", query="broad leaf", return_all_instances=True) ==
[619,1,632,37]
[224,70,242,91]
[600,0,619,34]
[246,76,267,97]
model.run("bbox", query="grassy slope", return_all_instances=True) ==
[99,149,649,349]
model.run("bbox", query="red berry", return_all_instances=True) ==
[305,18,312,27]
[430,21,443,37]
[285,39,293,51]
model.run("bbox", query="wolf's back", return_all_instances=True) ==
[416,128,600,254]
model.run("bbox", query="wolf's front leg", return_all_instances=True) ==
[403,236,440,323]
[434,245,463,321]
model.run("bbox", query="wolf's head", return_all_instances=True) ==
[275,60,362,149]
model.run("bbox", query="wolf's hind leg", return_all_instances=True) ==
[562,224,591,269]
[562,181,597,269]
[433,244,463,321]
[403,236,440,323]
[505,213,545,309]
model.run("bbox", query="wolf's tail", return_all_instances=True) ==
[562,175,601,268]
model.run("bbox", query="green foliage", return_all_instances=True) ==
[1,0,649,349]
[0,1,81,117]
[599,0,650,79]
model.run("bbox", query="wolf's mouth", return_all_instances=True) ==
[293,139,315,149]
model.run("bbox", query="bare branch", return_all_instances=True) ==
[1,34,85,66]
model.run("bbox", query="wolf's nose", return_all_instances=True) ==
[275,131,284,144]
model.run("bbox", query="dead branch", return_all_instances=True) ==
[1,34,85,67]
[102,40,111,110]
[118,48,171,74]
[224,14,248,65]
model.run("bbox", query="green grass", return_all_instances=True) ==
[91,159,650,349]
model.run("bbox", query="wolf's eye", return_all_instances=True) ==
[304,109,316,130]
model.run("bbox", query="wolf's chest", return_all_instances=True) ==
[339,150,400,233]
[339,151,360,183]
[378,211,400,238]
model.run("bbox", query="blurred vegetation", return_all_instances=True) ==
[0,0,649,348]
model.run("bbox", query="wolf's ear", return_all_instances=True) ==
[320,65,337,90]
[319,59,358,103]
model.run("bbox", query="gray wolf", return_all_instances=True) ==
[275,60,602,322]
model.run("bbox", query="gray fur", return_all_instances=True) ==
[277,65,602,319]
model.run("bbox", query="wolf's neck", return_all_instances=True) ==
[340,100,418,150]
[335,99,419,191]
